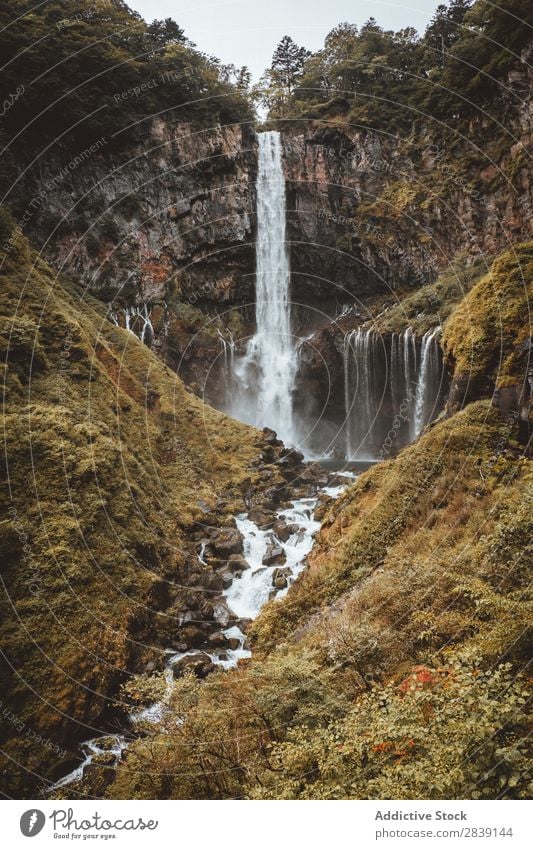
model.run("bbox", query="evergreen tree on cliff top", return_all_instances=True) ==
[254,35,311,117]
[271,35,311,98]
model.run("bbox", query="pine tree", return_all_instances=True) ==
[271,35,310,99]
[424,0,472,66]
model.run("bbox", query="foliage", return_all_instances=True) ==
[0,0,253,169]
[109,649,352,799]
[253,658,531,799]
[109,399,532,800]
[443,242,533,384]
[253,35,311,116]
[264,0,532,129]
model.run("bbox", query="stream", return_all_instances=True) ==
[47,470,356,794]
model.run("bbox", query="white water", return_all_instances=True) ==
[108,303,154,345]
[48,735,128,793]
[229,132,297,445]
[414,326,441,436]
[403,327,418,441]
[343,326,443,459]
[226,498,320,620]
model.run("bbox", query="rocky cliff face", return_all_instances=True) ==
[11,119,259,390]
[12,80,532,430]
[281,56,532,305]
[16,119,258,307]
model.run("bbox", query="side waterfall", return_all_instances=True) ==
[343,327,444,459]
[229,131,297,445]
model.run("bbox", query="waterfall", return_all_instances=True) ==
[344,326,445,460]
[109,303,154,345]
[218,329,236,392]
[414,326,442,436]
[230,131,297,445]
[343,328,383,460]
[343,330,355,460]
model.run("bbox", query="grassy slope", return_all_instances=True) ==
[443,242,533,386]
[0,225,263,793]
[107,244,532,801]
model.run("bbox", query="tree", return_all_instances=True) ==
[424,0,472,66]
[216,62,252,92]
[146,18,187,51]
[271,35,310,100]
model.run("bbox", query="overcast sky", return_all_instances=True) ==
[129,1,441,81]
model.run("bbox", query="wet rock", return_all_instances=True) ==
[314,502,330,521]
[262,427,279,444]
[205,573,224,592]
[247,508,275,528]
[173,653,216,679]
[226,637,242,650]
[209,527,244,556]
[212,599,236,628]
[207,631,230,648]
[263,544,286,567]
[272,519,299,542]
[221,571,234,589]
[227,553,250,573]
[177,624,208,649]
[279,447,305,466]
[262,486,281,507]
[272,566,292,590]
[327,473,349,488]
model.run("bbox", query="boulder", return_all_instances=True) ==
[227,553,250,573]
[313,502,330,522]
[279,448,304,466]
[177,624,208,649]
[207,631,230,649]
[272,566,292,590]
[209,527,243,556]
[226,637,242,651]
[262,486,281,508]
[262,427,279,444]
[262,544,286,567]
[272,519,299,542]
[205,573,224,592]
[221,571,234,589]
[212,599,236,628]
[247,508,275,528]
[172,653,215,679]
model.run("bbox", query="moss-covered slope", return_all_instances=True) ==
[0,221,264,794]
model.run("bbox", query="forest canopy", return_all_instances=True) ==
[257,0,533,128]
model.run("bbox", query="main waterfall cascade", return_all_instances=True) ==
[227,131,298,446]
[218,130,447,459]
[343,326,446,460]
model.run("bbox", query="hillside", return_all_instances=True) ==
[0,212,280,796]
